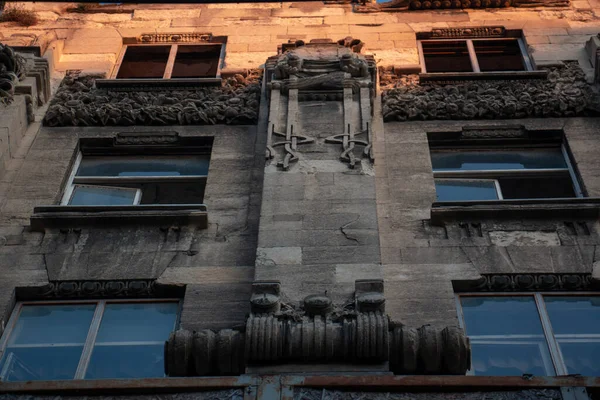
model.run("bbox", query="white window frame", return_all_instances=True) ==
[0,299,180,381]
[60,152,209,206]
[434,178,504,201]
[418,37,534,74]
[431,144,584,201]
[455,292,600,376]
[110,43,225,80]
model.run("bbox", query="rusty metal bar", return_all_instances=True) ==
[0,376,257,395]
[280,375,600,389]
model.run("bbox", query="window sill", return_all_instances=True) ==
[30,205,208,232]
[430,198,600,225]
[95,78,222,91]
[419,70,548,83]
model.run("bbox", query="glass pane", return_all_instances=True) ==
[0,304,95,382]
[7,305,96,345]
[85,344,166,379]
[85,303,178,379]
[470,342,554,376]
[171,45,221,78]
[116,46,170,79]
[422,41,473,73]
[0,346,84,381]
[461,297,556,376]
[554,342,600,376]
[498,175,575,200]
[461,297,545,336]
[77,156,210,177]
[69,185,138,206]
[94,302,178,343]
[544,296,600,335]
[474,39,525,72]
[435,180,499,201]
[431,149,567,171]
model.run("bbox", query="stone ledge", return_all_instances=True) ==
[95,78,223,90]
[430,198,600,225]
[419,70,549,82]
[30,205,209,231]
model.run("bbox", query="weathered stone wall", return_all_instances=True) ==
[0,124,264,333]
[375,118,600,327]
[293,388,563,400]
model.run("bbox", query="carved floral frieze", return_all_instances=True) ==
[381,62,600,121]
[354,0,568,12]
[458,273,596,292]
[43,70,262,127]
[0,44,27,106]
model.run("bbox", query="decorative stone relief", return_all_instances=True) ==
[165,280,471,376]
[0,44,27,106]
[455,273,597,292]
[137,32,212,43]
[292,388,562,400]
[381,62,600,121]
[265,38,375,169]
[354,0,568,11]
[43,70,262,127]
[17,279,171,299]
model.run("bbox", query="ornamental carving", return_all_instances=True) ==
[381,62,600,121]
[266,38,375,170]
[27,280,158,298]
[115,131,180,145]
[354,0,567,11]
[43,70,262,126]
[0,44,27,106]
[137,33,212,43]
[455,274,597,292]
[430,27,505,38]
[164,280,471,376]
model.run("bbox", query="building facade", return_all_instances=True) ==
[1,0,600,398]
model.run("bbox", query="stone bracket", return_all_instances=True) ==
[250,281,281,314]
[355,279,385,313]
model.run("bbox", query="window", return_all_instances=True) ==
[457,295,600,377]
[0,300,179,381]
[417,35,533,74]
[429,141,583,202]
[61,142,211,206]
[112,43,224,80]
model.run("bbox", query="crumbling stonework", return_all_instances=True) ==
[43,70,262,126]
[293,388,563,400]
[381,62,600,121]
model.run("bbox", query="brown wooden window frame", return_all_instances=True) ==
[418,37,534,74]
[110,43,225,80]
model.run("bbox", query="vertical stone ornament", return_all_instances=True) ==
[266,39,375,170]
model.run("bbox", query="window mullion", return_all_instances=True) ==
[74,301,105,380]
[535,293,568,376]
[61,152,83,205]
[417,41,427,73]
[466,40,481,73]
[163,45,178,79]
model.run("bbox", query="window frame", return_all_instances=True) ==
[0,298,181,381]
[60,151,210,206]
[430,143,585,202]
[418,37,534,74]
[455,292,600,377]
[110,43,226,80]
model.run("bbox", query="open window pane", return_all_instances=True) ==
[69,185,139,206]
[171,45,221,78]
[474,39,526,72]
[498,175,575,199]
[422,41,473,73]
[116,46,171,79]
[552,341,600,376]
[77,156,210,177]
[0,346,85,381]
[435,179,499,201]
[85,303,178,379]
[431,149,568,171]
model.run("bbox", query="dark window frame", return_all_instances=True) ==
[429,138,585,202]
[418,37,534,74]
[110,42,226,80]
[0,299,180,381]
[456,292,600,377]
